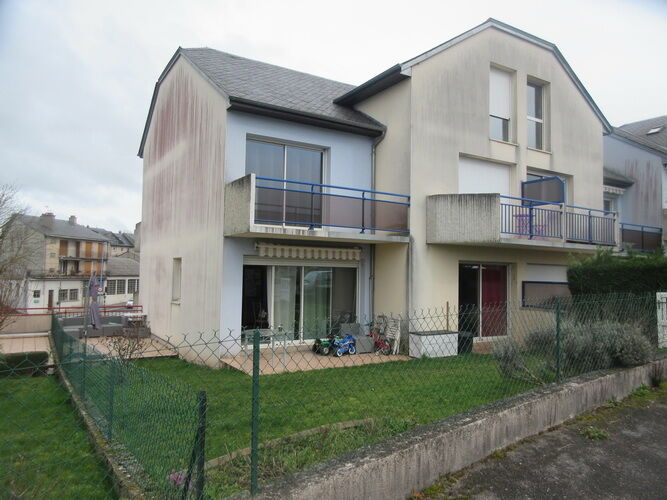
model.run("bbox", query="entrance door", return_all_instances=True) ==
[48,289,54,309]
[458,263,508,337]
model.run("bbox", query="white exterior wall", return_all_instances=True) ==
[140,56,227,348]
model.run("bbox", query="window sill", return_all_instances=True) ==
[489,138,519,147]
[526,147,552,155]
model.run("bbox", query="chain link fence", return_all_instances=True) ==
[0,293,663,498]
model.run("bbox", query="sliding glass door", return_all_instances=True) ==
[241,264,357,341]
[246,139,323,227]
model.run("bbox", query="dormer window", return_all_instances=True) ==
[647,126,663,135]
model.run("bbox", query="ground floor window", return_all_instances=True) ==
[242,264,357,340]
[69,289,78,301]
[522,281,570,308]
[458,263,508,337]
[58,289,68,302]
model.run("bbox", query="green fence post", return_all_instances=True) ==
[250,328,261,495]
[555,299,562,383]
[108,361,115,440]
[81,336,87,401]
[195,391,207,500]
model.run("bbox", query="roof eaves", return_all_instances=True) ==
[333,64,406,106]
[228,96,385,137]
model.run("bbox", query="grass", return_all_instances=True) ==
[0,375,114,499]
[137,353,534,495]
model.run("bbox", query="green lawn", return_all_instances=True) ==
[138,353,534,496]
[0,375,114,499]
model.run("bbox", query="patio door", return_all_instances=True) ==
[458,263,508,337]
[241,264,357,341]
[246,139,323,227]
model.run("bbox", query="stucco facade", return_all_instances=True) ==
[357,24,607,317]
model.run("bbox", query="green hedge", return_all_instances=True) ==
[568,250,667,295]
[0,351,49,377]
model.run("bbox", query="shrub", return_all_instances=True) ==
[524,327,556,355]
[0,351,49,377]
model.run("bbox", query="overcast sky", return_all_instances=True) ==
[1,0,665,231]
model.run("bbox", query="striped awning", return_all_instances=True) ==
[255,243,361,261]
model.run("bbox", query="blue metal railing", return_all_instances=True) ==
[500,196,616,245]
[620,222,662,252]
[253,176,410,234]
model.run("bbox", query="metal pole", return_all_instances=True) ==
[308,184,315,231]
[195,391,207,500]
[250,328,261,495]
[587,210,592,243]
[108,361,115,440]
[555,299,562,383]
[360,191,366,234]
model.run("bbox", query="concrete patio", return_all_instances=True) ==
[223,343,410,375]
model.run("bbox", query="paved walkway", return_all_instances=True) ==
[414,386,667,500]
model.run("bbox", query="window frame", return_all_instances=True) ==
[128,279,139,294]
[58,289,68,303]
[521,281,570,309]
[106,280,116,295]
[172,258,182,303]
[489,66,514,143]
[69,289,78,301]
[33,290,40,299]
[527,81,545,150]
[116,280,126,295]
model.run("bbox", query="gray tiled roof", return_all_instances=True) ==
[90,228,135,247]
[617,116,667,155]
[20,215,109,242]
[106,256,139,277]
[180,48,381,131]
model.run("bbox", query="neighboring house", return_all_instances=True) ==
[90,227,136,257]
[16,213,110,309]
[104,256,140,306]
[138,18,649,348]
[603,125,667,251]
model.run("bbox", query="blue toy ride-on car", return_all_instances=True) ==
[333,334,356,357]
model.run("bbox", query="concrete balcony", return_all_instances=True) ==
[224,174,410,244]
[426,193,617,252]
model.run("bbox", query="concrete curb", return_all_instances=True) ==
[240,358,667,500]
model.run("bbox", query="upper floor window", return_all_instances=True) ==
[489,67,513,142]
[246,139,324,226]
[527,82,544,149]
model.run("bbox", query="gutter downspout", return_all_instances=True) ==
[369,128,387,320]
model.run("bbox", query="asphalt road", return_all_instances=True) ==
[414,386,667,500]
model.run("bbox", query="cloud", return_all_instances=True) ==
[0,0,665,231]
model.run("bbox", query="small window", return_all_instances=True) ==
[116,280,126,295]
[69,289,78,301]
[522,281,570,308]
[106,280,116,295]
[527,82,544,149]
[172,258,182,302]
[489,67,512,142]
[127,279,139,294]
[58,289,68,302]
[647,126,663,135]
[33,290,41,298]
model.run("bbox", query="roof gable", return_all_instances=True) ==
[336,18,612,133]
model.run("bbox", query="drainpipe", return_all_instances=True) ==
[369,128,387,319]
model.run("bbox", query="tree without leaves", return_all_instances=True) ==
[0,184,37,332]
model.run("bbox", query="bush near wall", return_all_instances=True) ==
[0,352,49,377]
[568,250,667,295]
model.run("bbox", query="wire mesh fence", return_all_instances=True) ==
[0,292,664,498]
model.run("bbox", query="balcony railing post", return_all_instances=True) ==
[528,205,534,239]
[360,191,366,234]
[308,184,315,231]
[561,204,566,243]
[641,225,646,251]
[587,210,593,243]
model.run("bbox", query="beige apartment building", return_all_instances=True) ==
[139,19,650,346]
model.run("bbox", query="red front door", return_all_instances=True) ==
[481,265,507,336]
